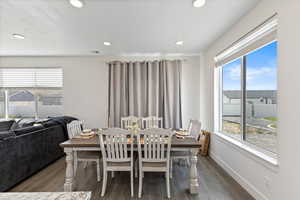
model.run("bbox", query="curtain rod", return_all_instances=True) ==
[105,59,187,64]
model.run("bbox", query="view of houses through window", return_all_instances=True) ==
[221,41,277,153]
[0,68,63,120]
[1,89,63,119]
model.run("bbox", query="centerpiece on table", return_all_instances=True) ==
[127,121,140,134]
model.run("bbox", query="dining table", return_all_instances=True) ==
[60,130,201,194]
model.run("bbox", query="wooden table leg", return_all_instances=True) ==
[189,149,199,194]
[64,148,74,192]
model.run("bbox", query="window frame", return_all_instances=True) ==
[0,67,63,120]
[215,40,278,156]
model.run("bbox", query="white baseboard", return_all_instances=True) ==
[210,151,269,200]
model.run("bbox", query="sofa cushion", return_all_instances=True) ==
[14,125,44,136]
[41,120,60,128]
[48,116,78,124]
[0,120,16,132]
[15,119,37,129]
[0,131,14,140]
[47,116,78,139]
[21,121,36,128]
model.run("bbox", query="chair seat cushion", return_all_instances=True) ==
[171,151,190,157]
[107,161,131,167]
[142,162,167,168]
[77,151,101,159]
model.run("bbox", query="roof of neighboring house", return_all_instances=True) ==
[224,90,277,100]
[10,91,34,101]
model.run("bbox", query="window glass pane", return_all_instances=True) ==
[37,90,63,119]
[222,58,242,140]
[0,90,5,119]
[8,90,35,119]
[245,41,277,153]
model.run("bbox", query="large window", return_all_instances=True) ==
[0,68,63,120]
[220,42,277,153]
[216,16,278,154]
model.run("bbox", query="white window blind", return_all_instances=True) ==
[214,14,278,67]
[0,68,63,88]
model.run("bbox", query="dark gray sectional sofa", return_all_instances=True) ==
[0,116,77,191]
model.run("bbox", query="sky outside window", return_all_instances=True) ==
[223,41,277,91]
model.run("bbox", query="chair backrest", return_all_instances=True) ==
[121,116,142,129]
[142,116,163,129]
[99,128,133,163]
[188,120,202,140]
[137,128,173,163]
[67,120,83,138]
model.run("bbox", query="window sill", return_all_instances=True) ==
[212,132,279,172]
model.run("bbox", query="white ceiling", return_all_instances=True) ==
[0,0,260,56]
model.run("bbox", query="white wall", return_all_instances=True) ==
[181,56,201,128]
[0,56,108,128]
[274,0,300,199]
[201,0,300,200]
[0,55,200,129]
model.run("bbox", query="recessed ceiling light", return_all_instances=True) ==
[193,0,206,8]
[104,42,111,46]
[176,41,184,45]
[12,34,25,40]
[69,0,84,8]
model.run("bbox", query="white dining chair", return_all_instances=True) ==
[142,116,163,129]
[170,120,201,178]
[121,116,142,129]
[137,128,173,198]
[67,120,101,182]
[67,120,83,139]
[98,128,134,197]
[188,120,202,140]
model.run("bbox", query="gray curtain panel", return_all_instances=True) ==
[108,60,182,129]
